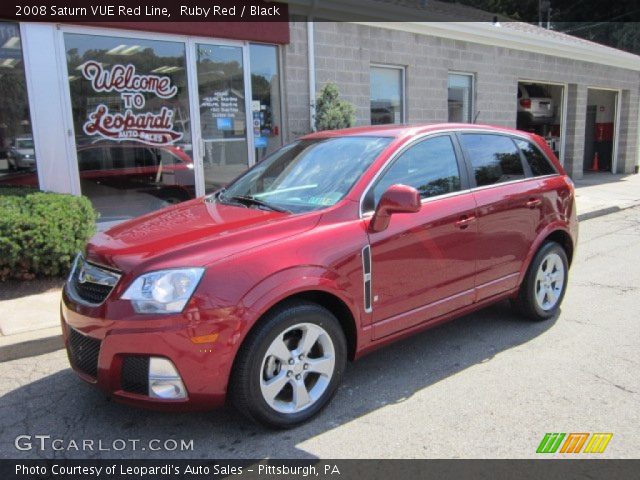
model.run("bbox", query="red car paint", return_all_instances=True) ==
[61,123,578,411]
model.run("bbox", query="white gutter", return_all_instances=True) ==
[308,19,317,131]
[357,22,640,72]
[282,1,640,72]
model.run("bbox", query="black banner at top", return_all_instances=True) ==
[1,0,640,23]
[4,1,288,22]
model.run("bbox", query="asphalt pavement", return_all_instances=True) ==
[1,205,639,459]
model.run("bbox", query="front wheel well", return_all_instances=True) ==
[251,291,358,361]
[543,230,574,266]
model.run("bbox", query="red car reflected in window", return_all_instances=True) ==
[0,142,195,220]
[60,124,578,428]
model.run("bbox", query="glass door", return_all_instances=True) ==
[58,28,285,224]
[249,44,283,162]
[191,42,252,194]
[61,30,196,225]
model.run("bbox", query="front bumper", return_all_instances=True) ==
[61,292,241,412]
[15,158,36,169]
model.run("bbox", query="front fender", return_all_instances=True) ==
[241,265,360,323]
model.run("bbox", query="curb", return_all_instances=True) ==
[1,202,638,363]
[577,206,621,222]
[577,203,639,222]
[0,333,63,363]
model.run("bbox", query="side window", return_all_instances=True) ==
[158,149,181,166]
[515,139,557,176]
[140,148,159,168]
[366,136,461,210]
[77,148,104,172]
[460,134,525,187]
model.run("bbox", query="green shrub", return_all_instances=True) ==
[0,188,97,280]
[314,83,356,131]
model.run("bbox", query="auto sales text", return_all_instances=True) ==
[15,463,340,476]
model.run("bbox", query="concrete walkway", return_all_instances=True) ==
[1,172,639,360]
[574,172,640,220]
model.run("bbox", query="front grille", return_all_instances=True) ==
[75,281,113,304]
[68,328,101,378]
[121,356,150,395]
[68,255,120,305]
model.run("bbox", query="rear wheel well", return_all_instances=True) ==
[251,291,358,361]
[543,230,574,266]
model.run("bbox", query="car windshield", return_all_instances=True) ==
[216,136,392,214]
[16,139,34,149]
[524,85,548,98]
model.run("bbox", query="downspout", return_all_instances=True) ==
[308,18,316,131]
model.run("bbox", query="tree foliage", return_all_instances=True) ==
[0,188,97,280]
[314,83,356,132]
[448,0,640,55]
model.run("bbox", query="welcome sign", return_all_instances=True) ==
[80,61,183,146]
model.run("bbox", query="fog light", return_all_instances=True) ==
[148,357,186,400]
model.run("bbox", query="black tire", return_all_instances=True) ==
[514,241,569,321]
[229,301,347,429]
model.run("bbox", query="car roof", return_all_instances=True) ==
[301,123,531,140]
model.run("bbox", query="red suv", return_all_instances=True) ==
[61,124,578,428]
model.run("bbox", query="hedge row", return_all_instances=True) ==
[0,186,97,280]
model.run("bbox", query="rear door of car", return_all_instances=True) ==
[456,132,542,302]
[363,133,478,339]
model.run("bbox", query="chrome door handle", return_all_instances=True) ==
[455,215,476,229]
[526,198,542,209]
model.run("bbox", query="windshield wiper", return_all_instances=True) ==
[226,195,291,213]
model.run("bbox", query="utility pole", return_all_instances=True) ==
[538,0,542,27]
[539,1,551,29]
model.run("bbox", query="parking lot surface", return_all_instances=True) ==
[1,206,639,459]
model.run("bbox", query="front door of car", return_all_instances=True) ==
[363,134,478,340]
[457,133,541,301]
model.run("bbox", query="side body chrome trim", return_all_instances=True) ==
[362,245,372,313]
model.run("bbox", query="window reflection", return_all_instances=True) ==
[0,22,37,190]
[448,73,474,123]
[196,44,248,193]
[370,66,404,125]
[461,134,525,186]
[250,44,282,162]
[64,33,195,224]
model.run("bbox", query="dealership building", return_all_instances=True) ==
[1,1,639,225]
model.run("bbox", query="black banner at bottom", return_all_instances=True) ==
[1,459,639,480]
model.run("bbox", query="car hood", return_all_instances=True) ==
[86,198,320,274]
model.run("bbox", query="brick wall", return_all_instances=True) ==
[283,21,640,178]
[282,17,311,139]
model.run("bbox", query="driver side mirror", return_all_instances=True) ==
[369,184,421,233]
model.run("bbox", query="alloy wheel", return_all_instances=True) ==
[259,322,336,414]
[534,252,565,311]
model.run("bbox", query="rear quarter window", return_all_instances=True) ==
[515,139,557,177]
[524,84,548,97]
[460,134,525,187]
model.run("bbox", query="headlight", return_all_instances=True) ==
[122,268,204,314]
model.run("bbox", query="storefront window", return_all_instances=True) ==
[448,73,474,123]
[0,22,37,189]
[196,43,248,193]
[370,65,404,125]
[64,33,195,224]
[250,44,282,162]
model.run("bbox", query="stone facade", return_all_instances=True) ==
[282,21,640,178]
